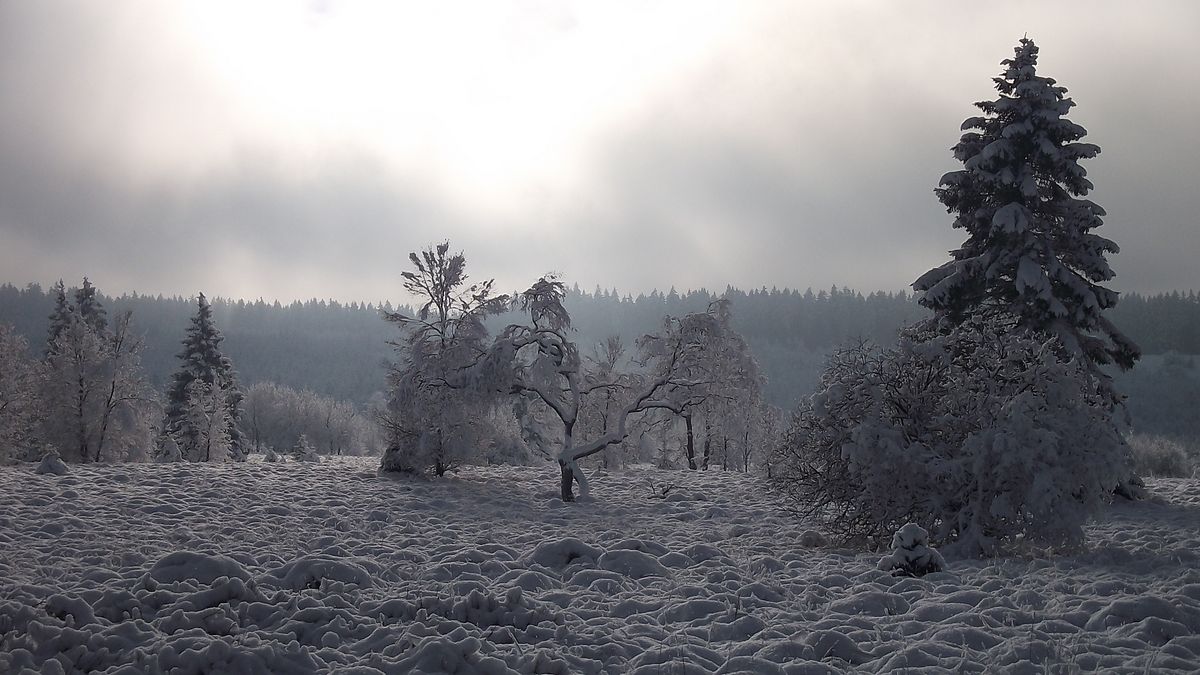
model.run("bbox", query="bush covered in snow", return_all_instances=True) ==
[774,316,1131,556]
[877,523,945,577]
[155,436,182,463]
[35,448,69,475]
[1128,433,1195,478]
[290,434,321,463]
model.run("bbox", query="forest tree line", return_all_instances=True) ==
[2,281,1197,407]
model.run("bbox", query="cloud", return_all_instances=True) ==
[1,1,1198,303]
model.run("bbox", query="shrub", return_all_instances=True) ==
[773,316,1131,556]
[1128,433,1194,478]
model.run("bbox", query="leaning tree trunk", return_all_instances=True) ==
[559,459,575,502]
[560,420,578,502]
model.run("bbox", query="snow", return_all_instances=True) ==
[877,523,947,578]
[35,450,69,476]
[2,457,1200,673]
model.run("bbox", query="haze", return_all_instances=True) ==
[1,1,1197,302]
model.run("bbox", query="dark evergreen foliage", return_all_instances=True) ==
[45,280,72,358]
[164,294,246,461]
[73,277,108,334]
[914,38,1139,375]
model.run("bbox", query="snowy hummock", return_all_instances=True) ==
[878,523,947,578]
[2,457,1200,673]
[34,450,68,476]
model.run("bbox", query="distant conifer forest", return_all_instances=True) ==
[2,282,1197,441]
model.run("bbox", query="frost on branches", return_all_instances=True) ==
[773,316,1129,556]
[913,38,1139,392]
[0,324,42,463]
[381,243,772,499]
[379,242,511,477]
[477,278,740,501]
[40,281,156,463]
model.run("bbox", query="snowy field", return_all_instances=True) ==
[2,458,1200,674]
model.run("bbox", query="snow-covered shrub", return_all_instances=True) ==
[379,414,495,476]
[878,523,945,577]
[290,434,321,462]
[1128,433,1194,478]
[156,436,182,463]
[264,447,283,463]
[35,448,69,475]
[774,316,1130,556]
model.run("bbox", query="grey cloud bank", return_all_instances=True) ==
[1,1,1197,302]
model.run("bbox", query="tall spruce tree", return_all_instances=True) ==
[913,38,1139,385]
[45,280,72,358]
[73,277,108,334]
[164,293,246,461]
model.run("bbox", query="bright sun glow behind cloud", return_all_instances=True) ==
[2,1,1197,301]
[164,2,747,209]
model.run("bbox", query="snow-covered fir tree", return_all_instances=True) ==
[913,38,1139,385]
[290,433,321,462]
[163,294,246,462]
[73,277,108,334]
[44,280,72,358]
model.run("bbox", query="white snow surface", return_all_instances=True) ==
[2,458,1200,673]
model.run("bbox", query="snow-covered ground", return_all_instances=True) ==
[2,458,1199,674]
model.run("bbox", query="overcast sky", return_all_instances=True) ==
[1,1,1197,303]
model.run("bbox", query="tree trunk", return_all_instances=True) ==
[559,459,575,502]
[701,418,711,471]
[77,377,89,463]
[684,413,696,470]
[559,417,579,501]
[722,436,728,471]
[742,430,751,472]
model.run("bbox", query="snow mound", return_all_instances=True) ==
[596,549,669,580]
[147,551,252,585]
[878,522,946,577]
[523,537,602,570]
[266,554,373,590]
[35,451,68,476]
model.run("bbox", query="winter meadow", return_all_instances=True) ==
[2,4,1200,674]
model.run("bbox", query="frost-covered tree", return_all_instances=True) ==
[379,242,510,476]
[692,299,765,471]
[156,435,182,463]
[73,277,108,334]
[41,293,155,463]
[178,379,232,462]
[290,433,320,462]
[0,324,42,463]
[913,38,1139,387]
[164,294,246,462]
[774,316,1128,555]
[478,278,732,501]
[243,381,381,457]
[574,336,639,469]
[45,280,72,358]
